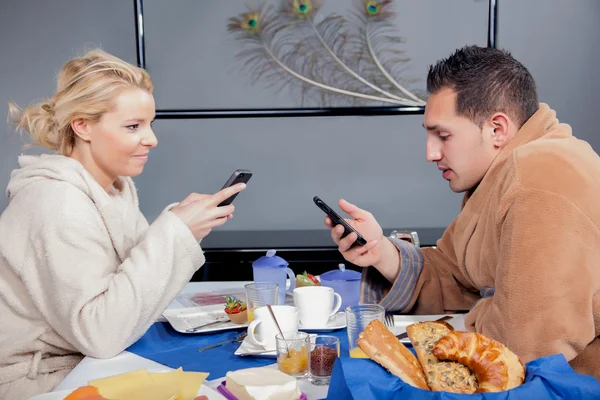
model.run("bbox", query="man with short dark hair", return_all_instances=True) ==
[325,45,600,380]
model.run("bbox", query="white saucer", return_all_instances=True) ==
[298,312,346,332]
[234,334,318,358]
[234,336,278,358]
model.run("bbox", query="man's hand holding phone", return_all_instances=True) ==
[325,199,400,283]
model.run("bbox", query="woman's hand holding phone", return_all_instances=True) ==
[171,183,246,241]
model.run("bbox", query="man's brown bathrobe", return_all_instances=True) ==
[362,104,600,381]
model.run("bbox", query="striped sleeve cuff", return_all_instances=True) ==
[360,238,424,312]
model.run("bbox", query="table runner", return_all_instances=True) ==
[127,322,349,379]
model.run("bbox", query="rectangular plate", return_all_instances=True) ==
[390,314,466,344]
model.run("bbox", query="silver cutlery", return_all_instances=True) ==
[266,304,289,357]
[384,314,395,328]
[185,319,229,333]
[197,332,248,353]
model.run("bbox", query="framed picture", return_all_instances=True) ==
[135,0,495,118]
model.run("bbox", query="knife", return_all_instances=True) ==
[185,319,229,333]
[395,315,454,340]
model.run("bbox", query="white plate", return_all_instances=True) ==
[164,303,346,335]
[298,312,346,332]
[234,335,278,358]
[163,305,248,334]
[234,334,318,358]
[29,383,224,399]
[389,314,466,344]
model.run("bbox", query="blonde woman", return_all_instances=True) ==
[0,49,245,399]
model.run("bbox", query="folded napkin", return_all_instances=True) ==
[326,354,600,399]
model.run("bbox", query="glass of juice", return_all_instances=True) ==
[345,304,385,358]
[244,282,278,322]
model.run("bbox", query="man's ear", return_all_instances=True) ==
[71,119,92,142]
[488,113,510,149]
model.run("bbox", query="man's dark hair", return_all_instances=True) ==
[427,45,539,128]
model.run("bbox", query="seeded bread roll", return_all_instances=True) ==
[406,321,477,393]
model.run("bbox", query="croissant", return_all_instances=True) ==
[432,331,525,392]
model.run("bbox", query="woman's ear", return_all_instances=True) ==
[71,119,92,142]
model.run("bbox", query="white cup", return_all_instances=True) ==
[246,305,299,350]
[293,286,342,328]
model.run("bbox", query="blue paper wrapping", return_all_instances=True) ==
[326,354,600,399]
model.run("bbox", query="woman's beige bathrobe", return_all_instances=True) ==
[362,104,600,381]
[0,155,205,399]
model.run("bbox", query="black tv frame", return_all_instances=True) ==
[133,0,497,120]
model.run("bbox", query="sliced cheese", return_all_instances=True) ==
[117,384,178,400]
[89,369,155,398]
[225,367,301,400]
[89,367,209,400]
[150,368,209,400]
[177,370,209,399]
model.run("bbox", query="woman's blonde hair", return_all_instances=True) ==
[8,49,153,155]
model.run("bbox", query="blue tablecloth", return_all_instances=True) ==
[127,322,349,379]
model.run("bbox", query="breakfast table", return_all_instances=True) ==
[50,281,467,400]
[53,281,331,399]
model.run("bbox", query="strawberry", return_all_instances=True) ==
[224,296,246,314]
[306,272,319,284]
[296,271,320,287]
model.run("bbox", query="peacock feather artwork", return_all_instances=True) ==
[227,0,427,107]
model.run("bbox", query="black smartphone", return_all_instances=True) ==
[217,169,252,207]
[313,196,367,247]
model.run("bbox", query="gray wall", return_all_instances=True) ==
[0,0,137,208]
[497,0,600,149]
[1,1,599,237]
[144,0,488,109]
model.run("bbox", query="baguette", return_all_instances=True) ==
[357,320,429,390]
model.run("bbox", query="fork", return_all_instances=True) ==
[384,314,395,328]
[197,332,248,353]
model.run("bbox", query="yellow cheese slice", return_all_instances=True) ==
[88,367,209,400]
[89,369,154,398]
[150,368,209,400]
[116,384,178,400]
